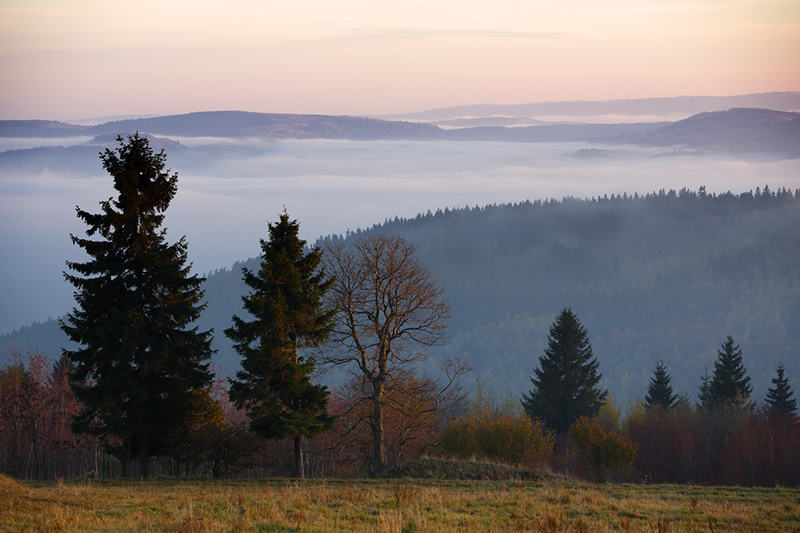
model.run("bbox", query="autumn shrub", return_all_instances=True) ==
[570,416,637,483]
[721,405,800,487]
[434,385,554,473]
[595,395,621,431]
[0,348,101,480]
[314,371,455,477]
[625,405,697,483]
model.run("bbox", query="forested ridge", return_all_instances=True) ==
[364,186,800,406]
[2,186,799,408]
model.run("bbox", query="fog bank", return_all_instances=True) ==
[2,139,798,335]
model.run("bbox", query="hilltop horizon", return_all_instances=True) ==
[6,91,799,126]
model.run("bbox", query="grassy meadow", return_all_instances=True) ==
[2,474,799,532]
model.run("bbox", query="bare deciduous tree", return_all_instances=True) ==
[321,234,467,474]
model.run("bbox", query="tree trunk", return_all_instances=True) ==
[372,377,386,476]
[295,435,305,479]
[139,436,150,479]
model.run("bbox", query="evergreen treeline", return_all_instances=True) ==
[3,186,799,407]
[323,185,800,406]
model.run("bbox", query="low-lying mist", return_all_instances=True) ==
[2,138,799,335]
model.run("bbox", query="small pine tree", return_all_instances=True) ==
[61,134,213,478]
[702,336,752,406]
[522,308,607,433]
[225,211,336,478]
[645,359,676,409]
[697,365,712,406]
[765,363,797,414]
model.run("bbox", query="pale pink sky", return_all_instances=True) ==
[1,0,798,121]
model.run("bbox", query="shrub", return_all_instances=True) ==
[595,395,622,431]
[570,416,637,483]
[625,406,696,483]
[721,405,800,487]
[434,385,554,473]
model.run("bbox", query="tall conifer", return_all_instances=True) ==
[226,211,336,478]
[766,363,797,414]
[697,365,712,406]
[522,308,607,433]
[645,359,676,409]
[701,336,752,406]
[62,134,213,478]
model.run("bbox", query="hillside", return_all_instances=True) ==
[629,108,800,157]
[0,111,660,145]
[3,187,799,408]
[2,108,798,164]
[88,112,443,140]
[384,92,800,121]
[0,112,441,140]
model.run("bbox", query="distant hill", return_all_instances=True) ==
[0,112,441,140]
[3,187,799,408]
[1,111,656,143]
[2,106,798,160]
[628,108,800,157]
[384,92,800,121]
[441,122,666,142]
[0,120,89,138]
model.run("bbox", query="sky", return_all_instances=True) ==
[1,0,799,336]
[1,0,799,120]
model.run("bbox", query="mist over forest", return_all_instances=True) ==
[2,97,799,411]
[3,186,799,411]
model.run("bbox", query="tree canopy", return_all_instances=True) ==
[321,234,461,475]
[225,211,336,478]
[765,362,797,415]
[61,133,213,478]
[522,308,607,433]
[645,359,676,409]
[699,336,752,406]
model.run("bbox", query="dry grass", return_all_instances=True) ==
[383,457,535,480]
[2,477,799,532]
[0,473,28,500]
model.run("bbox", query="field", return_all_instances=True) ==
[2,474,799,532]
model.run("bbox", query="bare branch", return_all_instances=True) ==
[318,233,458,474]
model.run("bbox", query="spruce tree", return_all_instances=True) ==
[522,308,607,433]
[702,335,752,406]
[765,363,797,414]
[226,211,336,478]
[61,133,213,478]
[645,359,676,409]
[697,365,712,406]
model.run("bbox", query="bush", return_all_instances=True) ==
[595,395,621,431]
[570,416,637,483]
[625,406,694,483]
[434,385,554,473]
[721,405,800,487]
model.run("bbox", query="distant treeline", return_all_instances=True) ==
[318,185,800,406]
[3,185,799,409]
